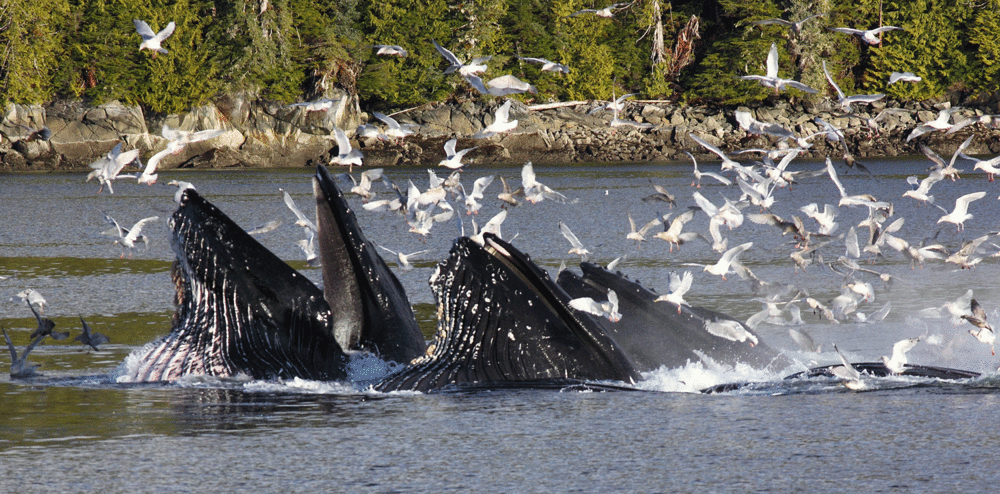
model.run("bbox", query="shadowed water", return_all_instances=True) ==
[3,160,1000,491]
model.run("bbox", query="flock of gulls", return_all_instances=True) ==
[7,11,1000,391]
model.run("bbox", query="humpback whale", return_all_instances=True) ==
[375,234,640,391]
[557,263,791,372]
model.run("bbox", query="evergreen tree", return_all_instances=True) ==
[0,0,72,105]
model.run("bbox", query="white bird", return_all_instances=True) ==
[700,242,753,280]
[373,112,415,141]
[377,246,431,271]
[86,142,140,194]
[329,127,364,169]
[684,151,732,187]
[133,19,176,56]
[588,92,637,115]
[373,44,408,57]
[789,327,821,353]
[279,188,317,233]
[830,344,865,390]
[902,169,945,204]
[882,337,920,374]
[558,221,591,261]
[653,210,699,252]
[921,135,971,181]
[295,229,320,267]
[799,203,838,235]
[828,25,904,45]
[286,98,339,112]
[569,289,622,323]
[689,133,742,171]
[161,124,225,148]
[356,123,387,141]
[733,110,795,139]
[821,61,884,112]
[521,161,570,203]
[626,212,668,245]
[459,175,494,215]
[518,56,570,74]
[438,138,478,169]
[961,151,1000,182]
[109,215,159,258]
[888,72,921,84]
[937,191,986,231]
[962,298,995,355]
[497,176,523,207]
[470,210,508,245]
[654,271,693,313]
[473,100,518,138]
[738,43,818,94]
[906,108,956,142]
[15,289,47,313]
[570,2,627,18]
[346,168,384,201]
[167,179,196,204]
[431,39,491,77]
[465,74,537,96]
[703,319,758,346]
[3,328,44,378]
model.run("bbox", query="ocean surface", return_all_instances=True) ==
[3,158,1000,492]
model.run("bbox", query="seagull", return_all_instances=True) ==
[703,318,758,346]
[459,175,494,215]
[286,98,339,112]
[138,125,224,184]
[246,220,282,236]
[76,316,111,351]
[882,337,920,374]
[373,112,415,141]
[3,328,44,378]
[469,210,508,245]
[738,43,818,94]
[937,191,986,231]
[888,72,921,84]
[588,92,637,115]
[821,61,884,112]
[789,327,821,353]
[963,298,995,355]
[961,150,1000,181]
[558,221,591,261]
[373,44,408,57]
[86,143,140,194]
[295,229,320,267]
[751,12,827,35]
[431,39,491,77]
[698,242,753,280]
[684,151,732,187]
[16,289,47,313]
[107,215,159,258]
[377,246,432,271]
[465,74,538,96]
[569,289,622,323]
[902,169,945,204]
[133,19,176,56]
[521,161,570,203]
[641,184,677,205]
[689,133,741,172]
[497,176,523,207]
[167,179,196,204]
[654,271,693,313]
[831,344,865,390]
[799,203,838,235]
[922,135,971,181]
[906,108,956,142]
[345,168,384,201]
[329,127,364,169]
[733,110,795,139]
[570,2,627,18]
[653,210,698,252]
[518,56,570,74]
[27,299,67,341]
[626,212,668,245]
[279,188,317,232]
[473,100,518,139]
[438,138,478,169]
[828,25,904,45]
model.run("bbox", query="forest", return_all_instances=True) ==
[1,0,998,115]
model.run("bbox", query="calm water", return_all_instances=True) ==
[3,159,1000,492]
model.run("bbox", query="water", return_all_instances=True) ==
[3,160,1000,491]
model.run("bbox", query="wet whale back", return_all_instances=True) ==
[313,165,425,363]
[376,235,639,391]
[558,263,789,371]
[123,189,348,382]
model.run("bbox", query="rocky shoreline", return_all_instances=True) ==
[2,92,999,173]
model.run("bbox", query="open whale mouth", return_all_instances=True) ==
[375,233,640,392]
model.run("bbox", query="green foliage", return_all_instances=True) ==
[872,0,972,100]
[0,0,72,105]
[965,4,1000,94]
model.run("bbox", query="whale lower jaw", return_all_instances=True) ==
[375,234,640,392]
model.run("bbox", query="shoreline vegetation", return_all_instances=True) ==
[1,1,999,171]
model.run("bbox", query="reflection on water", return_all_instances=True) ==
[3,162,1000,490]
